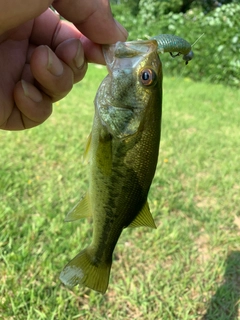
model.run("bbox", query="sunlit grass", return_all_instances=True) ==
[0,64,240,319]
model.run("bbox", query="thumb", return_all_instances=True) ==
[0,0,53,34]
[53,0,128,44]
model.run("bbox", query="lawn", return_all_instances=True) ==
[0,62,240,320]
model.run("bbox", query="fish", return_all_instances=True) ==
[60,35,193,294]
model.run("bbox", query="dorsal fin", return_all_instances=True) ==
[65,192,92,222]
[128,201,156,228]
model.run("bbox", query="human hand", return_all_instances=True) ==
[0,0,127,130]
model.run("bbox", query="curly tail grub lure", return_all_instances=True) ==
[150,34,194,64]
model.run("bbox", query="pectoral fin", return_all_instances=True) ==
[65,192,92,222]
[128,201,156,229]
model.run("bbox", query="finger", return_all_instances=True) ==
[31,9,106,64]
[54,38,88,83]
[77,37,105,64]
[30,45,77,102]
[8,81,52,130]
[30,8,81,48]
[0,0,53,34]
[53,0,128,44]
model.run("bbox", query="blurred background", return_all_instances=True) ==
[111,0,240,88]
[0,1,240,319]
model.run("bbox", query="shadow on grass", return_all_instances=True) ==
[202,251,240,320]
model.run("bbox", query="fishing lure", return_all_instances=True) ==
[150,34,194,64]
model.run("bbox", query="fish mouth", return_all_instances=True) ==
[102,40,158,74]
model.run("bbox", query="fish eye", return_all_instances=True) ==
[139,68,157,86]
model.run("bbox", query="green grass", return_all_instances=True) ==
[0,63,240,320]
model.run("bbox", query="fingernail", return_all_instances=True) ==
[114,20,128,40]
[74,40,85,69]
[46,46,63,76]
[21,80,43,103]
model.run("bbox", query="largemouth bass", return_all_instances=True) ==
[60,35,193,294]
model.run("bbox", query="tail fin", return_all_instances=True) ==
[60,248,112,294]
